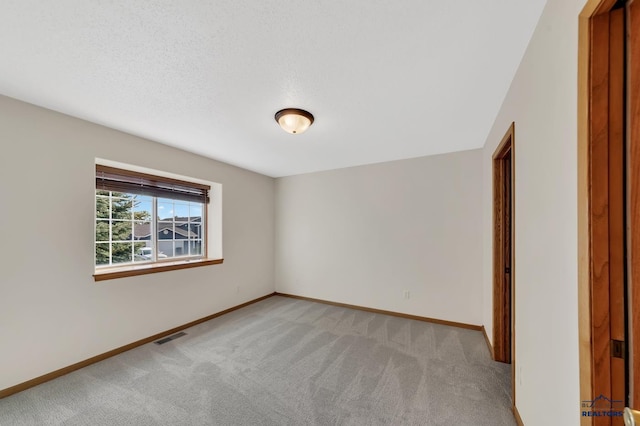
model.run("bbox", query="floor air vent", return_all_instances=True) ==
[154,332,187,345]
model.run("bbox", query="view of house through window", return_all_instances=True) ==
[95,165,209,268]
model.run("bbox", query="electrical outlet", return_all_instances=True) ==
[236,286,240,294]
[403,290,410,300]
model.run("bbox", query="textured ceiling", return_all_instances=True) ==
[0,1,547,177]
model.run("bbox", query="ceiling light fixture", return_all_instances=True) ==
[275,108,314,134]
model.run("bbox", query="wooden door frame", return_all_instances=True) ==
[493,122,515,407]
[578,0,628,424]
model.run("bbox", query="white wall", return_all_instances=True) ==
[0,95,275,390]
[481,0,582,424]
[275,149,483,325]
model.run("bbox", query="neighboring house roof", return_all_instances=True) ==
[133,223,152,239]
[171,216,201,222]
[133,221,200,239]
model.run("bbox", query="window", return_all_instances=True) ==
[94,165,220,280]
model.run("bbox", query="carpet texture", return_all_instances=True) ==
[0,296,515,425]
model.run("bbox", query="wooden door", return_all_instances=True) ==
[503,150,512,364]
[493,124,515,411]
[590,8,626,425]
[629,0,640,407]
[579,2,627,425]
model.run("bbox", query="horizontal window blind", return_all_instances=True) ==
[96,165,210,204]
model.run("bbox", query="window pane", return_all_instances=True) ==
[172,242,180,257]
[111,197,133,220]
[96,190,110,197]
[174,222,189,239]
[174,203,189,220]
[111,242,133,264]
[134,194,152,202]
[190,240,202,256]
[95,220,109,242]
[132,197,152,222]
[189,204,204,245]
[189,204,202,221]
[134,243,152,262]
[112,221,132,241]
[96,196,109,219]
[158,201,174,221]
[133,221,151,241]
[175,240,193,256]
[95,243,109,265]
[158,222,173,239]
[158,241,173,258]
[191,223,203,240]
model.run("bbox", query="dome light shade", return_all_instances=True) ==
[275,108,314,134]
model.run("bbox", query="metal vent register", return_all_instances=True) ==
[154,332,187,345]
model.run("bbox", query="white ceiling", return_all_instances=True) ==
[0,1,547,177]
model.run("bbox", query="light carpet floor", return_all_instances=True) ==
[0,296,515,425]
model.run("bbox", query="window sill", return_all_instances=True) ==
[93,258,223,282]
